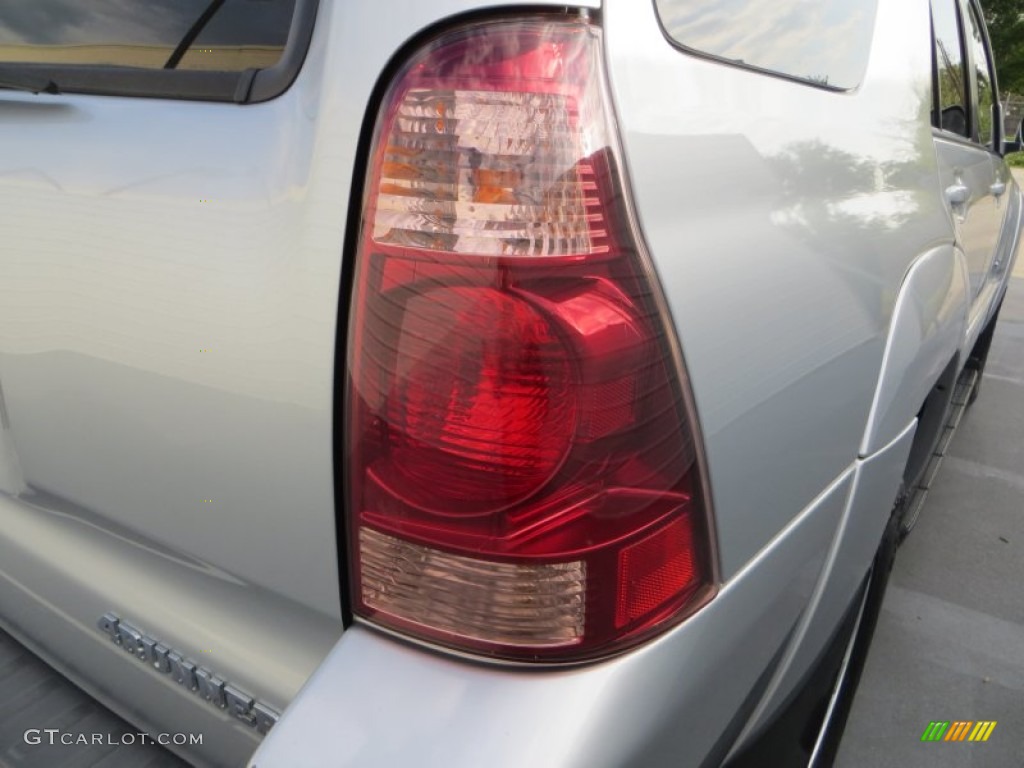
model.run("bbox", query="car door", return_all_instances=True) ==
[961,0,1017,310]
[930,0,1001,311]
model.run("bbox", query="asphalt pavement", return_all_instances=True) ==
[836,269,1024,768]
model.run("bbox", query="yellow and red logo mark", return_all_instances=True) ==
[921,721,997,742]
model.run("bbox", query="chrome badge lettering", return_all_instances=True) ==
[98,612,279,734]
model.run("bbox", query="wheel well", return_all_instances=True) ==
[966,297,1002,372]
[902,353,958,490]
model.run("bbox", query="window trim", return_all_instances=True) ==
[961,0,1002,151]
[961,0,985,145]
[0,0,319,103]
[930,5,941,128]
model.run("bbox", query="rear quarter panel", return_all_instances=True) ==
[603,0,952,577]
[256,2,961,766]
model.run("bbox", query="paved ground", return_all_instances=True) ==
[837,273,1024,768]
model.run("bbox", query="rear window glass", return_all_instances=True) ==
[0,0,296,72]
[654,0,879,90]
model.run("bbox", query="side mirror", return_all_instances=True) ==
[1004,118,1023,155]
[940,105,969,138]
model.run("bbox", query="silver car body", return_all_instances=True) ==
[0,0,1018,765]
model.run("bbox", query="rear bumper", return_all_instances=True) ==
[0,419,916,768]
[249,472,852,768]
[250,418,916,768]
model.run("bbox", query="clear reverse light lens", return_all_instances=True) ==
[360,528,586,647]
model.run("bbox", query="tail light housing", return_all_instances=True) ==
[345,15,717,661]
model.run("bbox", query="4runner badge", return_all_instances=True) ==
[98,612,279,734]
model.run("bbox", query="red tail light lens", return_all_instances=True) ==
[346,16,716,661]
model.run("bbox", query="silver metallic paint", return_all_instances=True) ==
[250,468,850,767]
[0,44,340,619]
[0,1,597,766]
[97,612,279,734]
[935,135,1004,306]
[0,489,337,766]
[859,246,968,457]
[604,0,948,580]
[255,0,1018,764]
[0,0,1020,765]
[731,418,918,749]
